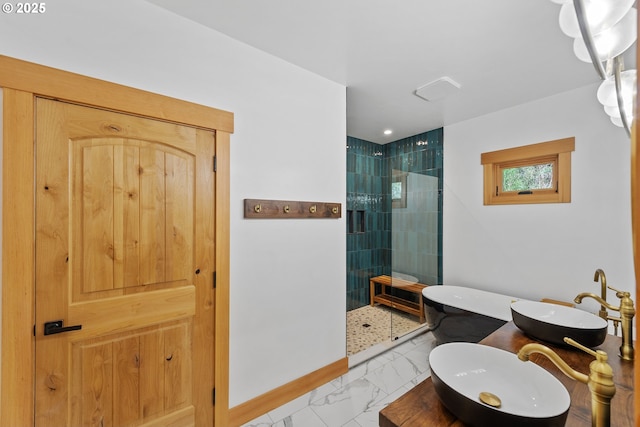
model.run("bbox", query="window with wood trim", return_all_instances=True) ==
[481,137,575,205]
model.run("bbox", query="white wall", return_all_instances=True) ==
[0,1,346,407]
[444,83,635,318]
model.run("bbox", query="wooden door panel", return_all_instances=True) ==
[118,144,142,289]
[139,330,164,418]
[164,152,194,283]
[35,98,214,427]
[163,323,192,411]
[67,286,195,339]
[78,340,113,427]
[35,96,72,427]
[79,142,117,293]
[113,336,141,426]
[64,105,198,154]
[139,147,167,286]
[69,321,192,427]
[72,140,195,300]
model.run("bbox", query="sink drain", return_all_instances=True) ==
[479,391,501,408]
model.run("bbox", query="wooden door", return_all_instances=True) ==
[34,98,215,427]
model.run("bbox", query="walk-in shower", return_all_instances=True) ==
[346,129,443,357]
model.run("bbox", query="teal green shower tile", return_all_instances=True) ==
[347,172,355,194]
[346,129,444,307]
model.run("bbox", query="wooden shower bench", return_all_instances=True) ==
[369,275,428,322]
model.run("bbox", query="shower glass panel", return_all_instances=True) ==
[390,171,440,340]
[346,130,442,357]
[388,133,442,341]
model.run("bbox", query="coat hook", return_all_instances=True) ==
[332,206,339,214]
[254,204,261,213]
[309,205,317,213]
[283,205,290,213]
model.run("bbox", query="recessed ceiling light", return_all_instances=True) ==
[383,129,393,135]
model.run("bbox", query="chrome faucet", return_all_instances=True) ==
[574,288,635,361]
[517,337,616,427]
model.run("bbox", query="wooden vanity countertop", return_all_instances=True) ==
[379,321,634,427]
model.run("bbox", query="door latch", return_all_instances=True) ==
[44,320,82,336]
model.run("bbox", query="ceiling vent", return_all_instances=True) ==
[415,77,461,101]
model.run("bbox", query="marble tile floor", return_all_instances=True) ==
[241,331,438,427]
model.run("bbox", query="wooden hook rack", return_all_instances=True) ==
[244,199,342,219]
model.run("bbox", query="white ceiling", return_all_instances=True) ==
[146,0,635,144]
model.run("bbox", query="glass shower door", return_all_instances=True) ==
[389,167,441,340]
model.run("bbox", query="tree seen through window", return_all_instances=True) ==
[502,163,553,192]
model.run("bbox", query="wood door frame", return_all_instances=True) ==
[0,55,233,426]
[635,13,640,425]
